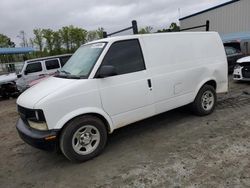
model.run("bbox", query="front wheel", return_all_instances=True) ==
[192,85,217,116]
[60,115,107,162]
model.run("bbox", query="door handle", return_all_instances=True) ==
[147,79,152,90]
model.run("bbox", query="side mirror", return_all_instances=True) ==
[24,70,29,75]
[98,65,117,78]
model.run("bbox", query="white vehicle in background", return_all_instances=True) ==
[0,73,18,98]
[16,32,228,162]
[16,54,72,92]
[233,56,250,81]
[0,54,72,98]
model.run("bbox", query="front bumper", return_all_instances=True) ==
[16,118,59,151]
[233,67,243,81]
[233,67,250,81]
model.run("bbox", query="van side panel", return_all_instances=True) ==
[140,32,227,114]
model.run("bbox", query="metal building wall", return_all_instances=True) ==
[180,0,250,34]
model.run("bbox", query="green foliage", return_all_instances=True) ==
[138,26,153,34]
[1,21,181,61]
[52,31,62,54]
[33,28,43,51]
[42,29,54,53]
[96,27,105,39]
[59,26,70,52]
[157,22,180,33]
[17,31,28,47]
[0,34,15,48]
[68,26,87,50]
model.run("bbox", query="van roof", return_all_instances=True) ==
[26,54,72,63]
[86,31,218,45]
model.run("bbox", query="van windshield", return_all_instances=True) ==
[56,42,106,79]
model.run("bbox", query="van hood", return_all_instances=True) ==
[17,76,75,109]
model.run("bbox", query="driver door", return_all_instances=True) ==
[96,39,155,129]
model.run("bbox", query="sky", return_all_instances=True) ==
[0,0,231,46]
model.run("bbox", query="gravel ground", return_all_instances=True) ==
[0,77,250,188]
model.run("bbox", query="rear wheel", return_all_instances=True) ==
[60,115,107,162]
[192,85,216,116]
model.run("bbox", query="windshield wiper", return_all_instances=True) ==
[55,70,86,79]
[59,70,71,75]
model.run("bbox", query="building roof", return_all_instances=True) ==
[179,0,240,21]
[0,47,36,55]
[221,32,250,42]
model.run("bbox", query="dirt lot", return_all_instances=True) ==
[0,77,250,188]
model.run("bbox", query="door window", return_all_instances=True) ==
[45,59,60,70]
[225,47,238,55]
[101,39,145,76]
[25,62,42,73]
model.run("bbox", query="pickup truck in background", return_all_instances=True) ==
[0,54,72,98]
[224,46,244,73]
[16,54,72,92]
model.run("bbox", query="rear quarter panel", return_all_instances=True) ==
[139,32,228,114]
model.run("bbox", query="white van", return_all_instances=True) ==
[16,54,72,92]
[16,32,228,162]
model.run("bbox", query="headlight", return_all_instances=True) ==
[17,106,47,130]
[28,120,48,131]
[28,109,47,130]
[31,109,46,122]
[234,64,242,69]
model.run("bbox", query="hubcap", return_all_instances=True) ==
[72,125,100,155]
[201,90,214,111]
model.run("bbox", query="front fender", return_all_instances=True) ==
[54,107,115,133]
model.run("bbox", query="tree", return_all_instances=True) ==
[157,22,180,33]
[69,26,87,50]
[96,27,105,39]
[52,31,62,54]
[42,29,54,53]
[33,28,43,51]
[0,34,15,48]
[29,38,34,48]
[17,30,28,47]
[86,31,98,42]
[59,26,70,52]
[138,26,153,34]
[169,23,180,32]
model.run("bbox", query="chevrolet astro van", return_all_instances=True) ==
[16,32,228,162]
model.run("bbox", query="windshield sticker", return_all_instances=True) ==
[91,43,105,49]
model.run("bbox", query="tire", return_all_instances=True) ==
[192,85,217,116]
[60,115,107,162]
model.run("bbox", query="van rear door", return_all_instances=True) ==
[96,39,155,128]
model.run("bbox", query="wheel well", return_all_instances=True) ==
[88,113,111,133]
[61,113,111,133]
[204,80,217,90]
